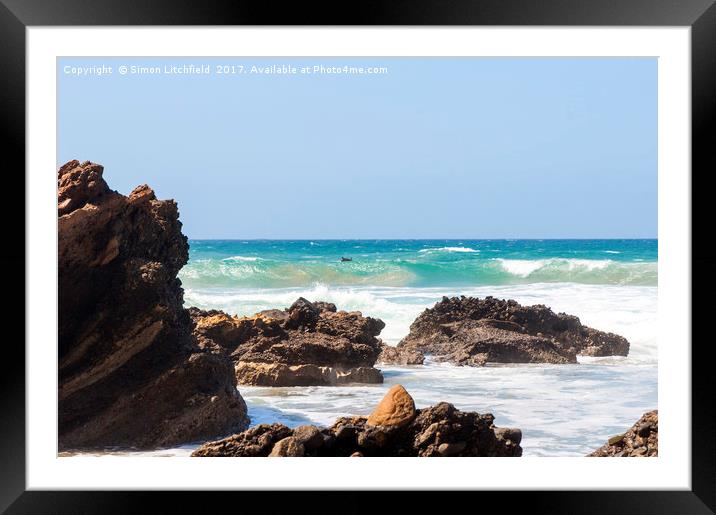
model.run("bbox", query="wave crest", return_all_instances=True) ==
[494,258,656,284]
[419,246,479,254]
[221,255,261,262]
[180,256,657,288]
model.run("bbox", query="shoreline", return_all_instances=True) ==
[56,161,657,458]
[60,358,657,458]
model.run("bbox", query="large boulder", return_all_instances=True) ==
[58,160,249,449]
[588,410,658,457]
[192,385,522,457]
[190,298,387,386]
[366,384,416,428]
[397,296,629,366]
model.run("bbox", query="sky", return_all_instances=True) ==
[58,57,657,239]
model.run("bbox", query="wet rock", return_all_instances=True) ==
[588,410,658,457]
[397,296,630,366]
[58,160,248,450]
[284,297,321,330]
[494,427,523,445]
[192,424,292,457]
[191,297,387,386]
[193,386,522,457]
[408,402,521,457]
[608,434,625,446]
[377,345,425,365]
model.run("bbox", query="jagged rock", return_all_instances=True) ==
[190,298,387,386]
[58,160,249,449]
[366,385,416,428]
[192,385,522,457]
[377,345,425,365]
[397,296,629,366]
[588,410,658,457]
[191,424,292,457]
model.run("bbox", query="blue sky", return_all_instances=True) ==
[58,57,657,239]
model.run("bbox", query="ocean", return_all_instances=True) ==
[93,239,658,457]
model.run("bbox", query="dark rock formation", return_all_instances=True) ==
[397,296,629,366]
[192,385,522,457]
[190,297,387,386]
[588,410,658,457]
[58,160,249,449]
[377,344,425,365]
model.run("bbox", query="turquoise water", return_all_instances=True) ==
[150,239,659,457]
[180,239,657,289]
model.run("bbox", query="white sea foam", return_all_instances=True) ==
[86,282,657,458]
[494,258,546,277]
[110,358,657,457]
[238,359,656,456]
[185,282,658,361]
[495,258,614,277]
[419,246,479,253]
[566,259,612,270]
[222,255,261,262]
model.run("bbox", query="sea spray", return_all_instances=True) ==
[173,239,659,457]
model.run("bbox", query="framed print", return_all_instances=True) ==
[3,0,715,512]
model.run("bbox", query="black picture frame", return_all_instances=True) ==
[2,0,714,512]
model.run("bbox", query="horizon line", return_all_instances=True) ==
[185,237,659,241]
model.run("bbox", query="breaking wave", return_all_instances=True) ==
[418,247,480,254]
[180,256,657,288]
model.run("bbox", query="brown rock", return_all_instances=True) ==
[234,362,383,387]
[269,437,305,457]
[356,427,391,449]
[193,389,522,458]
[397,296,630,366]
[292,425,324,450]
[409,402,522,457]
[366,384,417,428]
[637,422,651,437]
[608,434,625,446]
[191,424,291,457]
[437,442,466,456]
[377,345,425,365]
[494,427,523,445]
[58,160,248,450]
[588,410,658,457]
[191,298,387,386]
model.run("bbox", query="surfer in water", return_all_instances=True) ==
[340,257,352,262]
